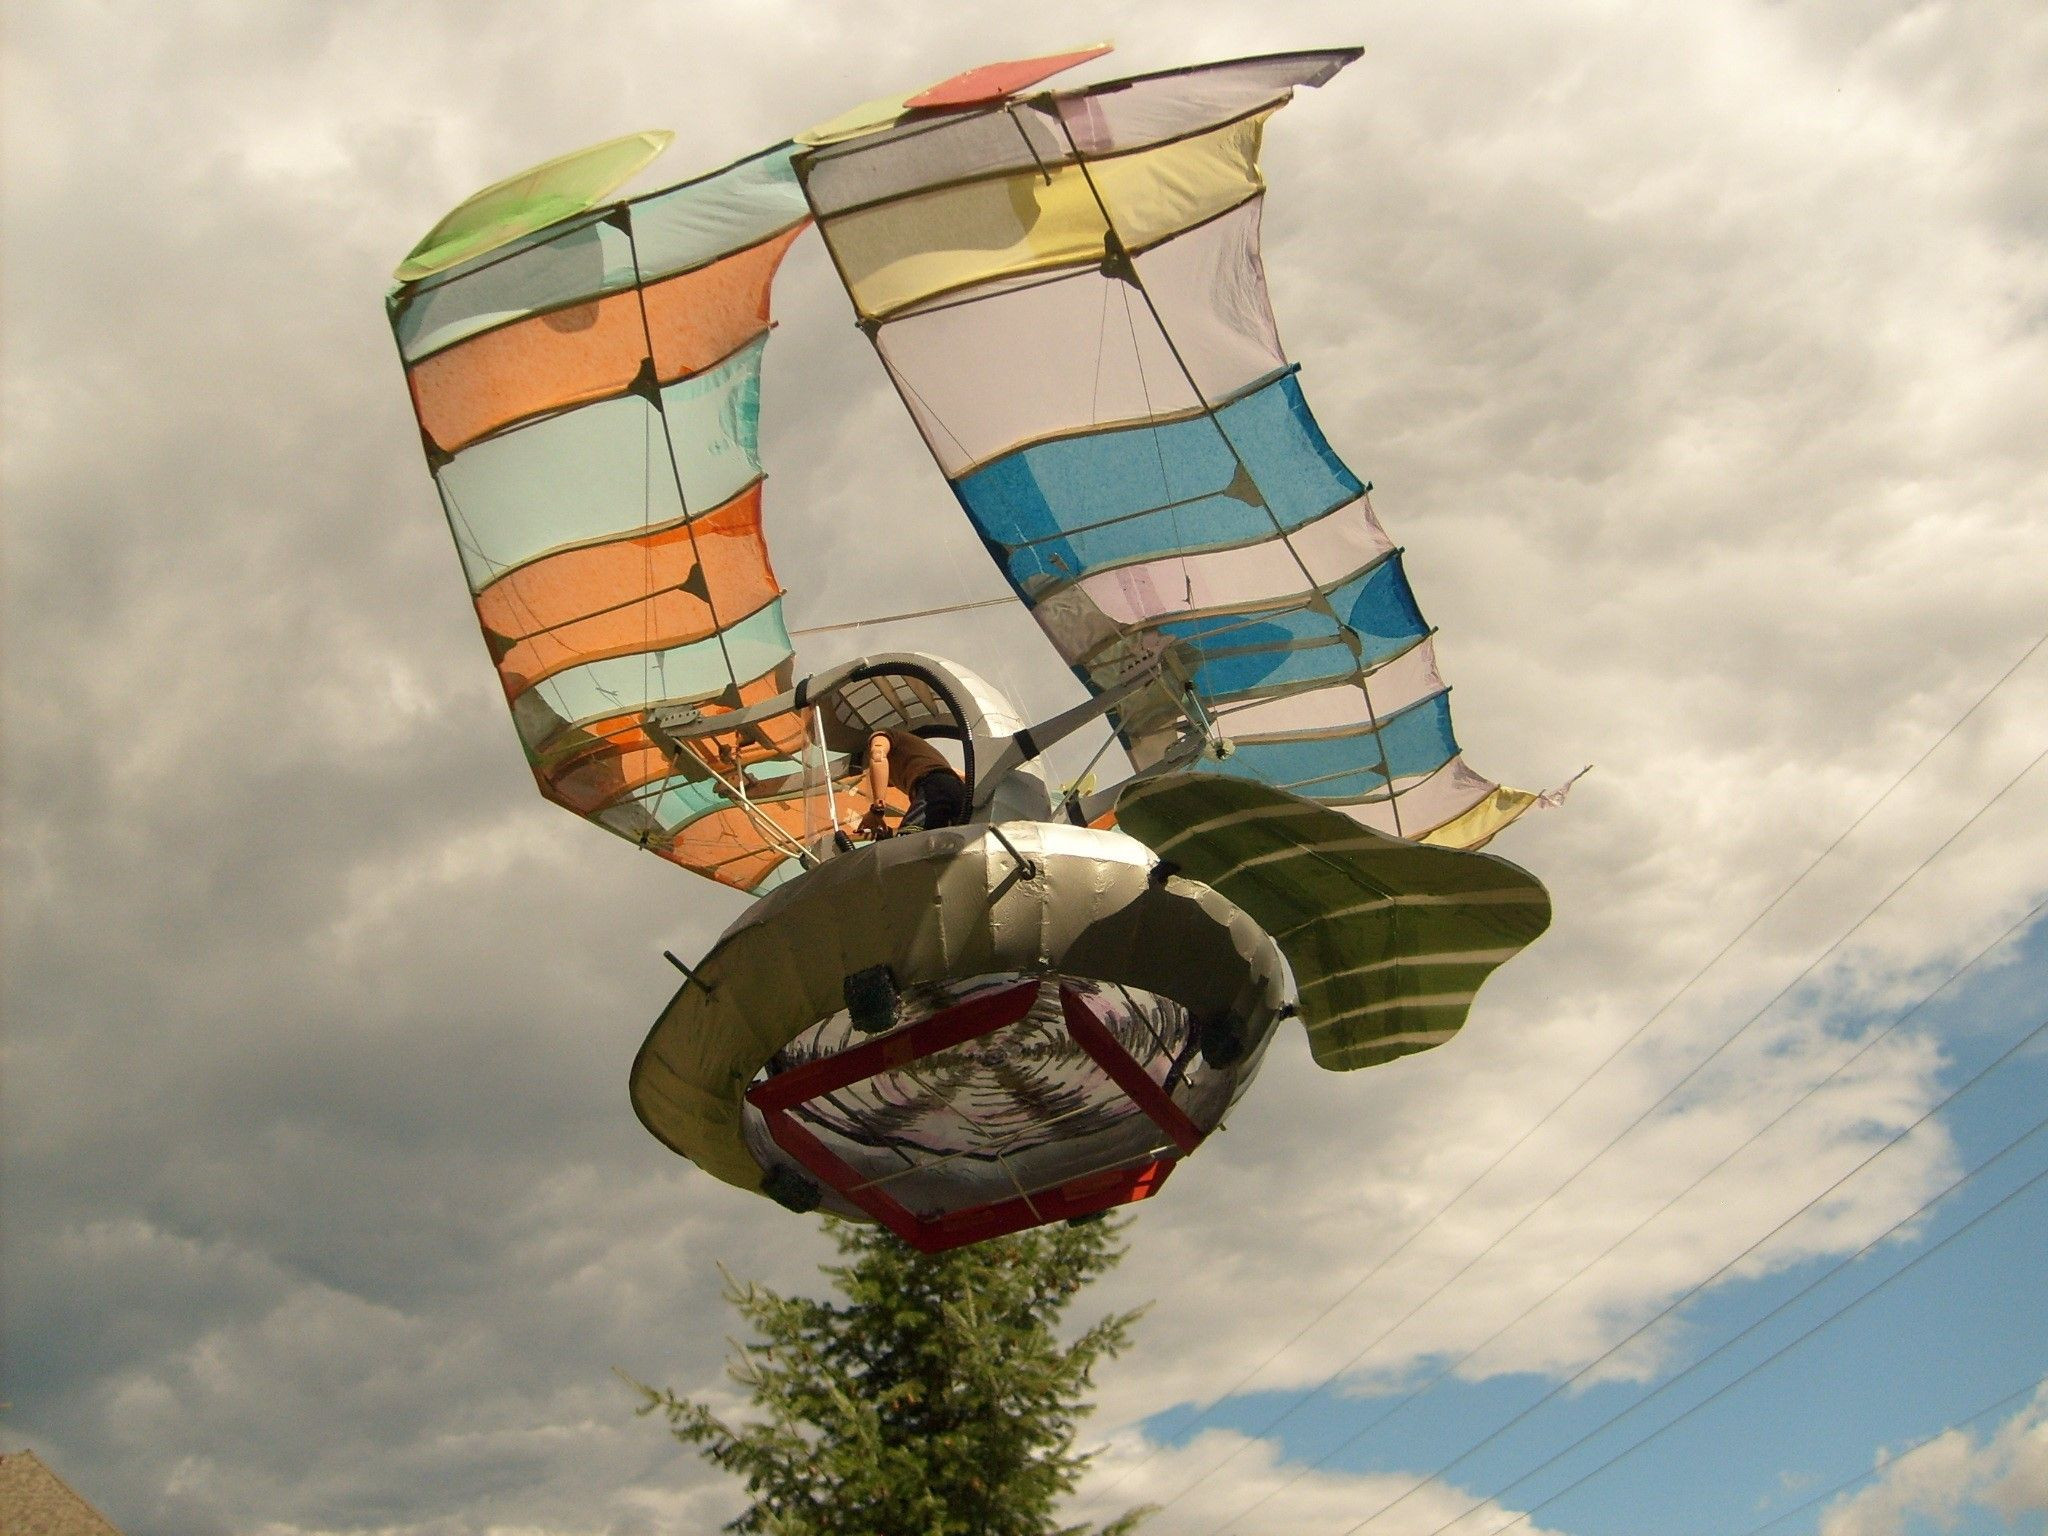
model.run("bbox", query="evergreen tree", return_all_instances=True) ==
[632,1216,1153,1535]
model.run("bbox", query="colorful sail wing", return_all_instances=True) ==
[388,141,839,893]
[795,51,1540,847]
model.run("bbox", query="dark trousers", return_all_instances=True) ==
[901,768,969,830]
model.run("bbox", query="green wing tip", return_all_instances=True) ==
[392,128,675,284]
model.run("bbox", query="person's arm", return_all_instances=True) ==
[859,733,892,835]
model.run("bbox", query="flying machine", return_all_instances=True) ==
[386,45,1559,1251]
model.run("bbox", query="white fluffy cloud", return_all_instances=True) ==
[1819,1384,2048,1536]
[1068,1428,1571,1536]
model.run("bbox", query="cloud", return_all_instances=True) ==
[1067,1427,1572,1536]
[4,1,2045,1533]
[1818,1383,2048,1536]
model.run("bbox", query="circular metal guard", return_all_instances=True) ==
[630,821,1286,1250]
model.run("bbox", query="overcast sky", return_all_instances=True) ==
[5,3,2047,1534]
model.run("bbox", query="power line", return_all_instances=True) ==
[1197,894,2048,1533]
[1153,738,2048,1515]
[1097,626,2048,1501]
[1727,1371,2047,1536]
[1325,1011,2048,1536]
[1418,1131,2048,1536]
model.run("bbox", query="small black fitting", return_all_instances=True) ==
[1197,1011,1248,1070]
[760,1165,822,1213]
[843,964,899,1035]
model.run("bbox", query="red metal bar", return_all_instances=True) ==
[744,974,1205,1253]
[1058,986,1207,1156]
[754,1103,927,1246]
[748,979,1040,1112]
[914,1158,1176,1252]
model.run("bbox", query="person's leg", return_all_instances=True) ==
[899,777,935,832]
[900,770,967,831]
[923,769,969,828]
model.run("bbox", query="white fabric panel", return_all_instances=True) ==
[878,269,1196,476]
[875,198,1288,476]
[1341,756,1495,838]
[1054,51,1358,156]
[1130,196,1285,397]
[1074,494,1390,624]
[1214,640,1445,738]
[800,103,1066,218]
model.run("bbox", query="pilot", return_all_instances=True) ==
[857,727,969,837]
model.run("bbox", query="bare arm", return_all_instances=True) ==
[860,734,891,834]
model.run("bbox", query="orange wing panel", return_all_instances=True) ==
[643,225,805,379]
[408,224,806,454]
[477,485,779,697]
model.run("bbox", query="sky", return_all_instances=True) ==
[4,2,2047,1534]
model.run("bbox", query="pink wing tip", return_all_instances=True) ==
[904,42,1114,111]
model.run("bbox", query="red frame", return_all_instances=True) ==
[746,978,1209,1252]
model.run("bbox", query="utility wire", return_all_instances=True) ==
[1727,1371,2047,1536]
[1415,1130,2048,1536]
[1155,739,2048,1514]
[1099,627,2048,1500]
[1322,1010,2048,1536]
[1198,892,2048,1533]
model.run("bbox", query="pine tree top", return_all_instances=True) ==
[632,1216,1153,1536]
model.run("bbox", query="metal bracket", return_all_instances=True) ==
[970,651,1175,814]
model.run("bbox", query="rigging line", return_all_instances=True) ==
[887,349,975,466]
[1724,1370,2048,1536]
[1091,269,1112,424]
[1096,713,2048,1506]
[620,212,745,711]
[1218,959,2048,1536]
[1417,1126,2048,1536]
[791,596,1018,635]
[1203,887,2048,1529]
[644,368,661,711]
[1119,279,1192,608]
[1044,110,1404,839]
[813,707,841,836]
